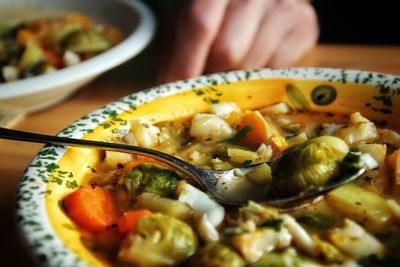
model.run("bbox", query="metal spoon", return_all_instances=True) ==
[0,127,365,207]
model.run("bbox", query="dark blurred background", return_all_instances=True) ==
[314,0,400,44]
[144,0,400,44]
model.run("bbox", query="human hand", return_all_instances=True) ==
[157,0,319,84]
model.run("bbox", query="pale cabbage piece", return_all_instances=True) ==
[177,181,225,227]
[215,169,270,203]
[320,123,346,136]
[197,214,219,243]
[281,214,316,256]
[123,131,139,146]
[211,102,241,118]
[2,65,18,82]
[238,201,280,226]
[328,219,385,259]
[259,102,291,115]
[101,151,134,170]
[378,128,400,147]
[286,132,308,146]
[334,112,378,146]
[256,143,273,162]
[130,119,160,148]
[63,50,81,66]
[230,227,292,263]
[179,143,214,165]
[189,113,234,142]
[355,143,389,193]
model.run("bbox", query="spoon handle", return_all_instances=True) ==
[0,127,212,187]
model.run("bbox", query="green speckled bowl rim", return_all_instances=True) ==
[15,68,400,267]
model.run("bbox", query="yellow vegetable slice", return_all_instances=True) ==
[326,183,392,229]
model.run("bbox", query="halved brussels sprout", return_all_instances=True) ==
[271,136,349,197]
[44,23,81,47]
[66,29,111,53]
[190,242,245,267]
[119,213,198,267]
[19,42,43,70]
[120,163,179,197]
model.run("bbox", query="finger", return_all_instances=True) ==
[206,0,275,73]
[241,0,301,68]
[157,0,229,84]
[269,3,318,67]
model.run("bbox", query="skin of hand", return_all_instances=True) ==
[157,0,319,84]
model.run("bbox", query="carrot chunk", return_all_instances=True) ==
[118,209,152,234]
[238,110,269,149]
[63,185,117,232]
[17,29,42,47]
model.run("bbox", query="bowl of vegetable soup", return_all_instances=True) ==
[0,0,155,112]
[16,68,400,267]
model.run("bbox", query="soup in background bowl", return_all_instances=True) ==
[16,68,400,267]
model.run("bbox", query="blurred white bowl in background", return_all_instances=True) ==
[0,0,155,112]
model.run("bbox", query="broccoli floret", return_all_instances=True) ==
[121,163,180,197]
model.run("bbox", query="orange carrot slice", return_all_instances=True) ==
[238,110,269,149]
[63,185,117,232]
[118,209,152,234]
[17,29,42,47]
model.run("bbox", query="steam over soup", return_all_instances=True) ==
[63,100,400,267]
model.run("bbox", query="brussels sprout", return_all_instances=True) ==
[120,163,179,197]
[271,136,349,197]
[66,29,111,53]
[119,214,198,267]
[190,242,245,267]
[19,42,43,70]
[44,23,81,47]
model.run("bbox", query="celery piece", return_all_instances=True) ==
[136,192,193,222]
[227,147,259,165]
[326,183,392,229]
[246,163,272,185]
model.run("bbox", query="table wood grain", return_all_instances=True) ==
[1,44,400,266]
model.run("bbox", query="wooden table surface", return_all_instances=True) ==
[1,44,400,265]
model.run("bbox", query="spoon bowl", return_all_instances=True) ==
[0,127,365,207]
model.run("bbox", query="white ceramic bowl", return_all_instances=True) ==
[0,0,155,113]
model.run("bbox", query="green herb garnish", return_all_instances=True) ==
[225,125,253,144]
[261,219,283,232]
